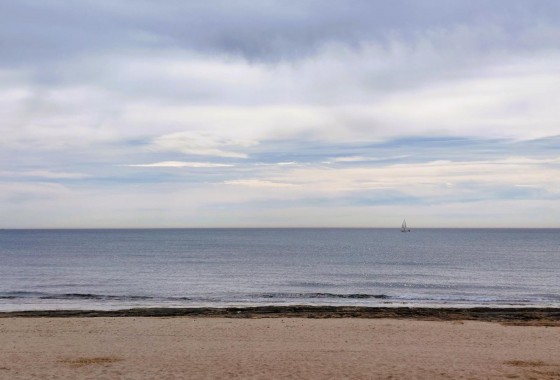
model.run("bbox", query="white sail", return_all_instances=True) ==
[401,219,410,232]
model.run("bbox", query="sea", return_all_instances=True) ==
[0,228,559,311]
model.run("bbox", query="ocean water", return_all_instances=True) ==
[0,228,559,311]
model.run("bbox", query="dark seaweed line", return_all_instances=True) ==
[1,306,560,323]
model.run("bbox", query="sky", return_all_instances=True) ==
[1,0,560,228]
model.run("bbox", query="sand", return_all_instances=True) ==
[1,315,559,379]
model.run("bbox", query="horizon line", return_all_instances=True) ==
[1,227,559,230]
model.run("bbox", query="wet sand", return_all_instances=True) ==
[1,307,559,379]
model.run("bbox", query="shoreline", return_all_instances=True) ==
[2,305,560,324]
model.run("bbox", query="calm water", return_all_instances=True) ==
[0,229,559,311]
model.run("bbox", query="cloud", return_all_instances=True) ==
[358,55,560,140]
[124,161,233,168]
[332,155,409,163]
[225,156,560,200]
[3,32,560,153]
[275,162,298,166]
[3,0,560,65]
[150,131,258,158]
[0,170,89,179]
[0,182,71,202]
[2,1,560,227]
[224,179,297,188]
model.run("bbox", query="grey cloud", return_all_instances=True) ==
[4,0,560,112]
[4,0,560,115]
[3,0,560,67]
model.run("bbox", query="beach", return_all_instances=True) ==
[1,231,559,378]
[1,308,559,379]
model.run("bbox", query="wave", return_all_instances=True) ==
[0,291,47,299]
[1,291,558,307]
[0,291,388,302]
[259,292,389,299]
[40,293,155,301]
[254,292,560,305]
[0,292,192,301]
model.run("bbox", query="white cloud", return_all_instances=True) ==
[4,41,560,154]
[224,179,297,188]
[359,57,560,140]
[332,155,409,163]
[22,170,89,179]
[111,47,560,144]
[0,83,119,150]
[276,162,298,166]
[227,156,560,198]
[0,170,89,179]
[0,182,71,201]
[151,131,258,158]
[124,161,233,168]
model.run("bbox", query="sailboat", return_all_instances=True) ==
[401,219,411,232]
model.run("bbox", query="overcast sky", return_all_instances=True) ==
[2,0,560,228]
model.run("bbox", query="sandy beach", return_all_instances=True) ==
[1,309,559,379]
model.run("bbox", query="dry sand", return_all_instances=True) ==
[1,317,559,379]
